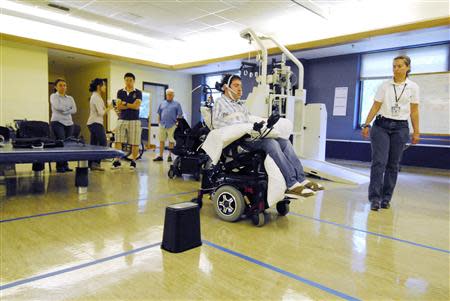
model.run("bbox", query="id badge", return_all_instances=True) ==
[391,105,401,116]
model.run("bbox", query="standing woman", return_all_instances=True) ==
[362,55,420,211]
[50,78,77,173]
[87,78,110,171]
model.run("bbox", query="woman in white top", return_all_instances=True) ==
[361,55,420,211]
[87,78,111,171]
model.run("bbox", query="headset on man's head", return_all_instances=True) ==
[215,74,241,100]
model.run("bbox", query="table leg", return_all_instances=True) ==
[32,162,45,177]
[75,160,89,194]
[1,163,17,197]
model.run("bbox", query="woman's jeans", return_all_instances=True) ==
[369,117,409,204]
[88,123,107,166]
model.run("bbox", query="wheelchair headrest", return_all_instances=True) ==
[177,117,191,131]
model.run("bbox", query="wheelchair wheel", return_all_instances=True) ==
[276,201,290,216]
[212,185,245,222]
[168,167,176,179]
[172,157,182,176]
[251,212,265,227]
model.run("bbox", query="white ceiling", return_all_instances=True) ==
[48,25,449,75]
[181,26,450,74]
[2,0,449,65]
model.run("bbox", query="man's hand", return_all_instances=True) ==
[412,132,420,144]
[116,100,128,111]
[125,99,141,110]
[250,130,261,139]
[361,127,370,139]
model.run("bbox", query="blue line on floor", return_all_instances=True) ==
[0,242,161,291]
[203,240,360,301]
[0,201,131,223]
[289,212,450,254]
[0,190,197,223]
[2,239,359,300]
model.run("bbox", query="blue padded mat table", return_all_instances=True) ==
[0,143,123,194]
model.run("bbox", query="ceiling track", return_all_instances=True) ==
[290,0,328,19]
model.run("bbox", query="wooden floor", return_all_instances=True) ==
[1,152,449,300]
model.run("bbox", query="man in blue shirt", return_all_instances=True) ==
[153,88,183,162]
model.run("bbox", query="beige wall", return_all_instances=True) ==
[0,41,48,125]
[0,41,193,138]
[109,61,192,131]
[65,62,110,139]
[48,63,67,83]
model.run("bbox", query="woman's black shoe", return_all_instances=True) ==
[381,201,390,209]
[371,202,380,211]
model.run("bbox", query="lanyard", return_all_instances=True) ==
[393,83,407,103]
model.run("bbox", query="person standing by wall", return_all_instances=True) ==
[50,78,77,173]
[362,55,420,211]
[87,78,111,171]
[112,73,142,170]
[153,88,183,163]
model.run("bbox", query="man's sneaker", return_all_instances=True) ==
[380,201,390,209]
[111,160,122,169]
[153,156,163,162]
[167,156,173,163]
[285,185,315,199]
[129,160,137,170]
[371,201,380,211]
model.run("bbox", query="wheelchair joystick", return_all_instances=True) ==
[253,121,265,133]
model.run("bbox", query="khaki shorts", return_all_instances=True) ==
[115,120,142,146]
[159,125,176,143]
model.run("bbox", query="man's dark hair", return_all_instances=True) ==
[89,78,104,92]
[219,74,241,92]
[54,78,66,86]
[124,72,135,80]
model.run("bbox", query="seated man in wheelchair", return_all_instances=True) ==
[194,74,324,226]
[212,74,324,199]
